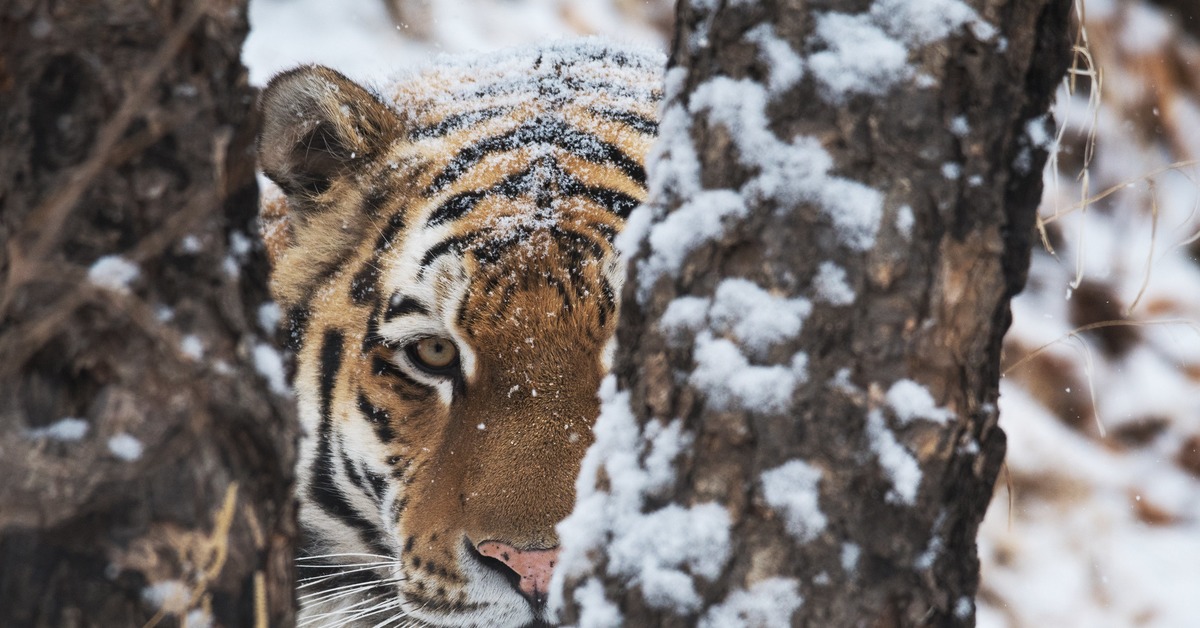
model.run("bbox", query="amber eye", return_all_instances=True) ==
[407,337,459,373]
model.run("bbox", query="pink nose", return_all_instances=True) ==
[476,541,560,601]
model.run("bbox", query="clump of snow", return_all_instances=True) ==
[185,609,214,628]
[948,115,970,137]
[865,410,921,504]
[179,234,202,253]
[640,190,748,286]
[698,578,803,628]
[607,502,732,610]
[690,333,807,413]
[257,301,282,334]
[659,296,711,338]
[954,596,973,620]
[180,335,204,361]
[811,262,855,306]
[27,417,89,441]
[709,279,813,354]
[108,432,144,461]
[761,460,827,542]
[142,579,189,612]
[808,13,909,100]
[659,279,812,358]
[743,24,805,94]
[895,205,915,239]
[688,77,883,252]
[871,0,992,44]
[841,543,861,574]
[914,512,946,569]
[553,377,728,616]
[253,343,290,396]
[88,255,140,293]
[571,578,622,628]
[809,0,992,101]
[221,256,240,278]
[886,379,954,424]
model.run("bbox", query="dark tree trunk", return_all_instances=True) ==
[0,2,296,626]
[557,0,1072,626]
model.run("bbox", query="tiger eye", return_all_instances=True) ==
[414,337,457,369]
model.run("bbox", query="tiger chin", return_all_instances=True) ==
[256,42,662,627]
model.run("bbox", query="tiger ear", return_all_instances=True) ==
[258,65,401,210]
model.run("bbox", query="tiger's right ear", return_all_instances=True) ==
[258,65,401,211]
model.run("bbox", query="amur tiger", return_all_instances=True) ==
[257,41,662,627]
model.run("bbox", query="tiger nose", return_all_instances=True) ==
[475,540,560,604]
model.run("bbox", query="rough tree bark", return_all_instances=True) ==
[0,1,296,626]
[558,0,1072,626]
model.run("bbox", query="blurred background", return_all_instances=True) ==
[242,1,1200,625]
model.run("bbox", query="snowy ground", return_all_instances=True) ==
[242,0,1200,625]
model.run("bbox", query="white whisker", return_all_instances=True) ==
[298,552,395,561]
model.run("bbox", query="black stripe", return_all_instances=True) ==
[318,329,344,421]
[419,234,475,271]
[550,225,607,260]
[363,187,390,217]
[357,392,397,443]
[426,190,488,227]
[598,276,616,329]
[425,160,548,227]
[427,157,641,227]
[362,306,384,352]
[425,115,646,194]
[364,469,388,502]
[284,306,311,351]
[409,106,513,140]
[349,261,381,305]
[340,444,371,498]
[588,107,658,135]
[307,330,390,556]
[385,295,429,320]
[582,185,640,219]
[374,212,407,254]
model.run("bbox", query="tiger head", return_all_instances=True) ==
[257,44,661,627]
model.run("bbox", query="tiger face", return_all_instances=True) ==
[257,44,661,627]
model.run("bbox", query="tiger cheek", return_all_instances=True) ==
[449,355,602,550]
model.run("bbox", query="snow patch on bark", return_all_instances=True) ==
[698,577,803,628]
[809,0,994,101]
[744,24,805,94]
[253,343,291,396]
[108,433,144,461]
[691,333,807,413]
[88,255,140,293]
[812,262,856,305]
[866,409,922,503]
[553,378,730,617]
[761,460,827,542]
[887,379,954,424]
[689,77,882,251]
[660,279,812,357]
[27,417,89,442]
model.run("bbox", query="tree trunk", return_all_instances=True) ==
[556,0,1072,626]
[0,2,296,626]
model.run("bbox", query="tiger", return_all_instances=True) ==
[256,41,662,627]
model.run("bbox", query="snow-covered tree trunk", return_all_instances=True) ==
[555,0,1072,626]
[0,1,296,625]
